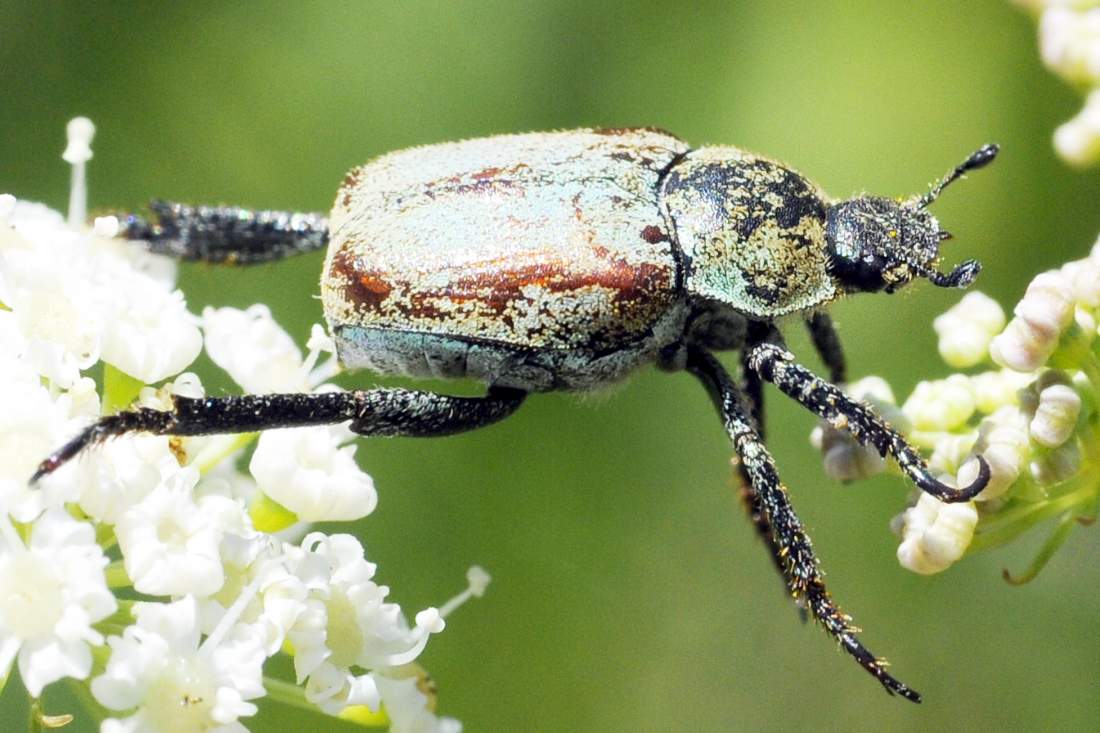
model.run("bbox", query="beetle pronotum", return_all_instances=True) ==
[35,127,998,702]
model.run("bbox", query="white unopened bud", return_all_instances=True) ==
[969,369,1032,414]
[989,271,1075,371]
[1054,89,1100,166]
[933,291,1006,367]
[958,406,1030,501]
[896,493,978,575]
[1028,373,1082,447]
[902,375,975,431]
[1060,257,1100,309]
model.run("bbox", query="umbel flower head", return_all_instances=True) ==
[815,237,1100,581]
[0,118,487,732]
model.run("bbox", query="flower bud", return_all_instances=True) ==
[957,406,1030,501]
[933,291,1006,368]
[1028,372,1082,447]
[989,271,1075,371]
[896,493,978,575]
[902,375,975,431]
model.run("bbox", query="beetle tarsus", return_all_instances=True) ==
[118,200,329,265]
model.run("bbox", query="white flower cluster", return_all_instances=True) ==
[0,119,484,732]
[1017,0,1100,165]
[814,240,1100,579]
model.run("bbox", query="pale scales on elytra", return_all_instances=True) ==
[34,127,999,703]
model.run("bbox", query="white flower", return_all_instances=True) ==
[0,221,103,387]
[93,596,265,733]
[286,533,446,715]
[375,671,463,733]
[250,424,377,522]
[0,510,116,696]
[75,435,181,524]
[96,260,203,384]
[896,493,979,575]
[115,469,245,596]
[204,305,309,392]
[932,291,1006,368]
[0,377,84,521]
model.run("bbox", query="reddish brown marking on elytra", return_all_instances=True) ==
[640,225,667,244]
[340,168,363,207]
[397,250,672,323]
[329,248,393,310]
[471,166,503,180]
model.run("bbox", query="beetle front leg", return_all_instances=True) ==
[805,312,847,384]
[746,342,990,502]
[687,348,920,702]
[33,387,525,480]
[119,200,330,264]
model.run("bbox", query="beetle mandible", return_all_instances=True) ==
[35,127,999,702]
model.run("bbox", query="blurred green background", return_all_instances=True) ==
[3,1,1100,731]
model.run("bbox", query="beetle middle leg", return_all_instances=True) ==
[118,200,330,264]
[746,342,990,502]
[687,348,921,702]
[33,386,525,480]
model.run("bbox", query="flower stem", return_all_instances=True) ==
[263,676,315,712]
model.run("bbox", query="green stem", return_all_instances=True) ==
[1002,510,1080,585]
[101,364,145,415]
[969,480,1097,553]
[104,560,131,588]
[263,676,316,712]
[194,432,258,475]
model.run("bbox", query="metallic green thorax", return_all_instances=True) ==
[661,146,835,319]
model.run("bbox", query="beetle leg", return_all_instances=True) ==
[32,387,525,481]
[805,312,847,385]
[686,348,921,703]
[746,342,990,503]
[735,351,809,622]
[118,200,329,264]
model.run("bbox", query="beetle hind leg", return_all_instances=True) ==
[118,200,329,265]
[33,386,526,481]
[687,348,921,703]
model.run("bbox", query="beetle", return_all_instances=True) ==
[35,127,998,702]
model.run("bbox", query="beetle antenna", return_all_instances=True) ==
[912,143,1000,210]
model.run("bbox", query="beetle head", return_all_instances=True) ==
[825,144,998,294]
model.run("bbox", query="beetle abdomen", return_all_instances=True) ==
[322,129,689,373]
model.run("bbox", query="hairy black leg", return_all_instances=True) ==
[734,348,809,621]
[746,342,989,502]
[687,348,920,702]
[806,312,847,385]
[119,200,329,264]
[33,387,526,481]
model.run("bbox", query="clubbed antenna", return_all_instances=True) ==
[914,143,1000,210]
